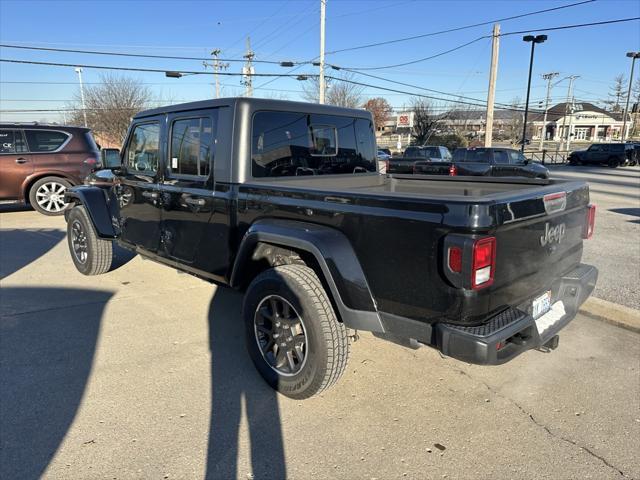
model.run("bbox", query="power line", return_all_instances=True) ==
[0,58,317,77]
[325,75,541,113]
[0,43,304,65]
[325,0,595,54]
[337,16,640,72]
[499,16,640,36]
[335,36,488,71]
[338,66,519,109]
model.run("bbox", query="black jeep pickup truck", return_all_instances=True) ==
[64,98,598,399]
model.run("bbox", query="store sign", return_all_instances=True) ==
[396,112,414,128]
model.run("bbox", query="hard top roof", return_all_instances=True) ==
[134,97,371,120]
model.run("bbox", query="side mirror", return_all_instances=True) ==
[101,148,122,169]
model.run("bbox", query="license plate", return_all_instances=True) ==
[535,301,566,335]
[532,291,552,319]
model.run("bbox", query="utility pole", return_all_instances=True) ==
[205,49,229,99]
[319,0,327,104]
[559,75,579,152]
[74,67,87,127]
[484,23,500,147]
[621,52,640,142]
[242,37,255,97]
[539,72,559,150]
[565,75,579,151]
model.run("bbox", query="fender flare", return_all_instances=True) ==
[64,186,119,239]
[231,219,384,333]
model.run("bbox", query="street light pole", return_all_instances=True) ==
[621,51,640,142]
[521,34,547,153]
[74,67,87,127]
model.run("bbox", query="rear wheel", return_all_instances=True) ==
[29,176,73,216]
[607,156,619,168]
[66,205,113,275]
[243,264,350,399]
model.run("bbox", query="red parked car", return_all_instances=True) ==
[0,124,100,215]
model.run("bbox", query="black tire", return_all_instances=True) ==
[607,157,619,168]
[28,176,73,216]
[243,264,350,399]
[66,205,113,275]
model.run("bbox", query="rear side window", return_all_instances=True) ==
[462,149,492,163]
[493,150,509,164]
[24,130,69,152]
[0,130,27,154]
[251,111,376,177]
[124,122,160,175]
[169,116,215,177]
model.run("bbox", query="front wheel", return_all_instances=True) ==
[243,264,350,399]
[29,176,73,216]
[607,157,619,168]
[66,205,113,275]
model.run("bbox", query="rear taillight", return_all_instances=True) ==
[448,246,462,273]
[472,237,496,289]
[583,204,596,239]
[83,156,101,169]
[384,160,389,174]
[449,164,458,176]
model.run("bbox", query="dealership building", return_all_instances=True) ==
[531,102,631,142]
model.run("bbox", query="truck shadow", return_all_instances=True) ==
[609,207,640,224]
[205,288,286,480]
[0,229,65,279]
[0,287,113,480]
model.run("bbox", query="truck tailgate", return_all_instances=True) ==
[489,185,591,313]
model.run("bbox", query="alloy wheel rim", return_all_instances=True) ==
[71,220,88,264]
[254,295,308,377]
[35,182,67,212]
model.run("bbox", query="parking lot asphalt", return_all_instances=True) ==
[549,165,640,310]
[1,202,639,480]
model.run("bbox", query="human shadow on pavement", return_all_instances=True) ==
[0,229,65,279]
[0,287,113,480]
[205,288,287,480]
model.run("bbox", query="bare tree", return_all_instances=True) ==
[69,74,153,145]
[508,97,524,144]
[302,73,363,107]
[604,74,627,112]
[410,98,440,145]
[363,97,392,130]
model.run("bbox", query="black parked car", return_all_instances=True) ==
[63,98,597,398]
[413,147,550,179]
[388,145,452,173]
[568,143,634,168]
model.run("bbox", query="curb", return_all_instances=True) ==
[579,297,640,334]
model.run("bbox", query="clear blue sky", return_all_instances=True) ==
[1,0,639,123]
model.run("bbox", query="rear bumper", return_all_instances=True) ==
[377,263,597,365]
[434,263,597,365]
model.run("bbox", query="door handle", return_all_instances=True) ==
[142,191,159,199]
[15,158,28,164]
[184,197,205,206]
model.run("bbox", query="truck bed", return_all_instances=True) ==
[246,173,582,207]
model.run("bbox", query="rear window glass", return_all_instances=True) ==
[251,111,376,177]
[608,144,624,152]
[169,116,215,177]
[454,149,492,163]
[24,130,69,152]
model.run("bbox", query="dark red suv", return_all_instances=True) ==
[0,124,100,215]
